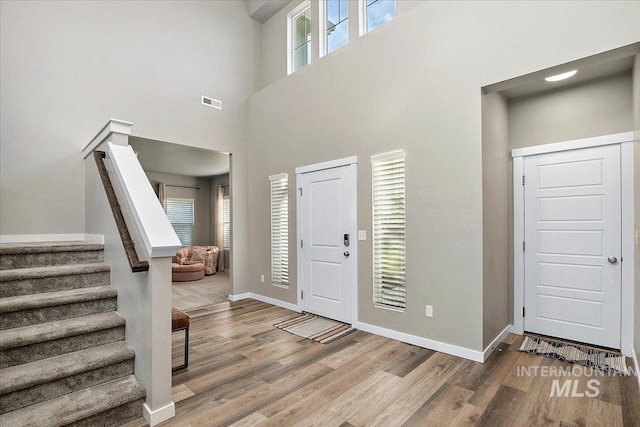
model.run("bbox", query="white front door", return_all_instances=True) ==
[299,165,355,323]
[524,145,621,349]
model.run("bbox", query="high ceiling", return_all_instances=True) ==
[129,136,229,178]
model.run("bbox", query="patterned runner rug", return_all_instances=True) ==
[274,313,355,344]
[519,335,629,376]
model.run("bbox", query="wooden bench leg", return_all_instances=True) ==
[172,325,189,372]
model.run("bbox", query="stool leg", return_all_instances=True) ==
[172,326,189,372]
[184,325,189,369]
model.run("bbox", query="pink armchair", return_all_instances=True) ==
[176,246,220,275]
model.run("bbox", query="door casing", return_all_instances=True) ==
[512,132,635,356]
[295,156,358,325]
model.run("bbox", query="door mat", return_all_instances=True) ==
[519,335,629,376]
[274,313,355,344]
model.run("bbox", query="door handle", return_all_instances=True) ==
[344,251,350,257]
[608,256,618,264]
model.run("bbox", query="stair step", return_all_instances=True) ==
[0,286,118,330]
[0,341,135,413]
[0,242,104,270]
[0,375,145,427]
[0,312,126,368]
[0,263,110,298]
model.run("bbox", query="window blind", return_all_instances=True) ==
[223,197,230,250]
[372,151,406,310]
[270,173,289,286]
[166,198,195,246]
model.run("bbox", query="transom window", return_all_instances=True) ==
[364,0,396,33]
[290,3,311,74]
[326,0,349,54]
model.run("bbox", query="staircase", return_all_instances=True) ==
[0,242,146,426]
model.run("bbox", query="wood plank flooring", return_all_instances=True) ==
[123,300,640,427]
[172,270,230,311]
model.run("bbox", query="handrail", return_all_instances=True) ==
[94,150,149,272]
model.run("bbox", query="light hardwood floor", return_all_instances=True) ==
[172,270,230,311]
[125,299,640,427]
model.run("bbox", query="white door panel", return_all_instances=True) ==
[300,165,355,323]
[524,145,621,349]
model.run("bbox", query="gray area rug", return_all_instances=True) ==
[519,335,630,376]
[274,313,355,344]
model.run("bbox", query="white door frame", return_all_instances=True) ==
[295,156,358,325]
[512,132,635,356]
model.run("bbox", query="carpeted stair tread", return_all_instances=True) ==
[0,263,110,282]
[0,341,134,395]
[0,375,145,427]
[0,286,117,313]
[0,242,104,255]
[0,312,125,350]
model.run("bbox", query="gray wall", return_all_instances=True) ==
[0,0,260,293]
[634,55,640,360]
[145,171,212,247]
[249,1,640,352]
[481,93,510,348]
[508,72,633,149]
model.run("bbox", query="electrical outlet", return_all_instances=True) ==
[260,274,264,283]
[358,230,367,240]
[426,305,433,317]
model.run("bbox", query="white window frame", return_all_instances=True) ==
[287,1,312,75]
[320,0,349,57]
[359,0,397,36]
[371,150,406,311]
[166,197,195,247]
[270,173,289,287]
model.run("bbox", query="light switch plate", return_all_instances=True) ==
[358,230,367,240]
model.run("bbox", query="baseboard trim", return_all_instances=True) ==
[0,233,104,244]
[228,293,250,302]
[482,324,513,362]
[143,401,175,426]
[228,292,301,312]
[632,347,640,395]
[354,321,484,363]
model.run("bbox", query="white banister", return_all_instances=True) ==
[107,142,181,258]
[82,118,134,158]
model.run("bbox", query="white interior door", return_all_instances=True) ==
[299,165,355,323]
[524,145,621,349]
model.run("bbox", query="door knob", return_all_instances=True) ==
[344,251,350,257]
[608,256,618,264]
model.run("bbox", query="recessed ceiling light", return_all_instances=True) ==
[545,70,578,82]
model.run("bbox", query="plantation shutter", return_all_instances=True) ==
[223,197,230,249]
[270,173,289,286]
[372,151,406,310]
[166,198,195,246]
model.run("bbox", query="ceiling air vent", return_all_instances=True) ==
[202,95,222,110]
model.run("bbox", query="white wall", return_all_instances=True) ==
[481,93,510,348]
[249,1,640,352]
[0,0,259,294]
[509,72,633,149]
